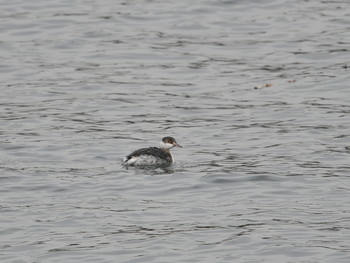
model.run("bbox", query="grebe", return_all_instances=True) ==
[123,137,182,166]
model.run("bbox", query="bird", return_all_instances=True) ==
[123,136,182,166]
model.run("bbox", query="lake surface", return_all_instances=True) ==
[1,0,350,262]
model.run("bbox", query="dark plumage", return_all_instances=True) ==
[123,147,172,165]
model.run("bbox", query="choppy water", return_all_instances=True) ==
[1,0,350,262]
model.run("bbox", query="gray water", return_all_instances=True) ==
[1,0,350,262]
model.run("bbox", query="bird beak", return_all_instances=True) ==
[174,142,183,148]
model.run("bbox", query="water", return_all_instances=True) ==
[1,0,350,262]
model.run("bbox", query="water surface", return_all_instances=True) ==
[1,0,350,262]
